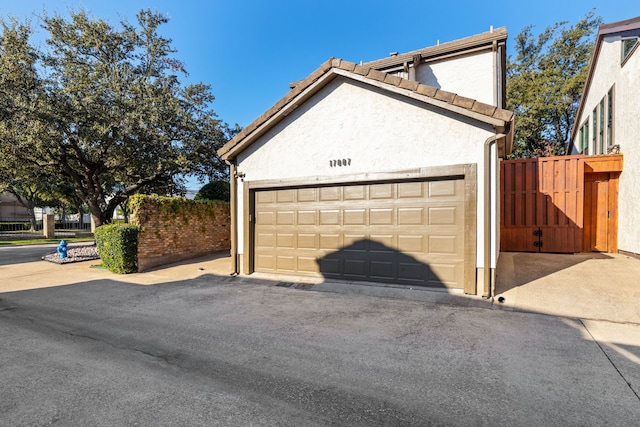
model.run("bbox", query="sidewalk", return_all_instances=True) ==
[0,249,232,293]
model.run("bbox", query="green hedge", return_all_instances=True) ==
[95,223,139,274]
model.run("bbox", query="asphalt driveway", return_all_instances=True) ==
[1,265,639,425]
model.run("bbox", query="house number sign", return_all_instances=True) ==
[329,158,351,167]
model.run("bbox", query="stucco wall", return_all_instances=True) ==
[236,77,499,267]
[416,50,496,106]
[575,36,640,253]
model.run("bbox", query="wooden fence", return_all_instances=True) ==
[500,156,584,253]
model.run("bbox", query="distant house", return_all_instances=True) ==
[218,28,514,296]
[0,192,32,221]
[568,16,640,255]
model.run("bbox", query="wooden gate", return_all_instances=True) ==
[500,156,584,253]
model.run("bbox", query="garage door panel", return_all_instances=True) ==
[370,208,393,225]
[257,211,275,225]
[256,232,275,247]
[344,259,367,277]
[428,235,460,255]
[370,183,394,199]
[398,207,425,225]
[276,255,295,271]
[397,235,424,253]
[428,181,466,204]
[256,191,274,204]
[320,187,341,201]
[428,180,457,197]
[429,207,458,225]
[319,233,341,250]
[297,233,318,249]
[277,211,295,225]
[254,178,465,289]
[344,209,366,225]
[319,210,340,225]
[276,233,295,248]
[276,189,295,203]
[397,181,424,198]
[298,256,319,273]
[370,260,395,280]
[256,254,274,270]
[318,257,340,274]
[343,234,367,251]
[370,234,394,250]
[297,188,317,202]
[297,210,316,225]
[398,262,425,281]
[344,185,366,200]
[430,262,463,286]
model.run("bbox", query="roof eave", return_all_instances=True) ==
[219,70,339,161]
[365,27,507,71]
[571,16,640,145]
[219,60,514,161]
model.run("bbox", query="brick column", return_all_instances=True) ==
[43,214,55,239]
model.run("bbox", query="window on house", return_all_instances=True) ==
[622,37,638,63]
[607,87,614,148]
[578,127,584,154]
[582,121,589,154]
[599,98,606,154]
[592,108,598,153]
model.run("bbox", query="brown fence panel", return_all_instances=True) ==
[501,156,584,253]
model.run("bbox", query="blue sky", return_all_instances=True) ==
[1,0,637,190]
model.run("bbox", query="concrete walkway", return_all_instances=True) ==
[495,252,640,324]
[0,246,232,293]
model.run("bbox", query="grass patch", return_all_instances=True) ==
[0,238,94,246]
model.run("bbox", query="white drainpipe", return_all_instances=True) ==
[483,123,511,298]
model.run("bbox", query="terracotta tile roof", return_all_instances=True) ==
[218,58,514,160]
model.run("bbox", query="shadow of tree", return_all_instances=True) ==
[315,239,451,289]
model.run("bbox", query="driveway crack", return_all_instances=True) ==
[579,319,640,403]
[65,330,180,367]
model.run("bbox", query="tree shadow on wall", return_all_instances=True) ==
[315,239,453,289]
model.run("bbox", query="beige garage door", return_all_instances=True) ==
[253,179,465,289]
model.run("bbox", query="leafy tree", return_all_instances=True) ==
[0,19,46,229]
[507,11,602,158]
[195,180,230,202]
[0,10,233,227]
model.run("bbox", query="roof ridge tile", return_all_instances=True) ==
[433,89,456,103]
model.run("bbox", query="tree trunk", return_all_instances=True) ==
[27,205,37,232]
[13,195,38,232]
[88,203,117,229]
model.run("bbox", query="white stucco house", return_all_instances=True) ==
[568,16,640,255]
[218,28,514,296]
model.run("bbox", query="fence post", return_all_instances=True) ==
[43,214,55,239]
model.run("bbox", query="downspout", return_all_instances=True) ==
[226,160,239,275]
[483,122,511,298]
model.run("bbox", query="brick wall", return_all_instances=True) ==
[130,196,230,272]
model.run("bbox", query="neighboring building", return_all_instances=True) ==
[568,16,640,255]
[0,192,32,221]
[218,28,514,296]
